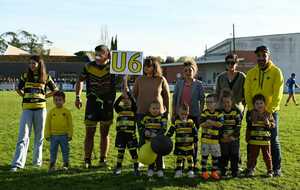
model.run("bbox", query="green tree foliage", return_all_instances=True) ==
[0,30,53,55]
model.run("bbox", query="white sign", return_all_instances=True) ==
[110,51,143,75]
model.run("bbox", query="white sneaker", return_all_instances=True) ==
[187,170,195,178]
[10,167,18,172]
[157,170,164,177]
[114,168,122,175]
[147,169,154,177]
[138,162,144,169]
[174,170,183,178]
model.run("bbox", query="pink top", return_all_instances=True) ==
[181,82,192,108]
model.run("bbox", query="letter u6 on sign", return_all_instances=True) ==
[110,51,143,75]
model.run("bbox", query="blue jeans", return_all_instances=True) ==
[11,108,46,168]
[50,135,69,164]
[271,112,281,171]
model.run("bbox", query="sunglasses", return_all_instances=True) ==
[226,61,236,65]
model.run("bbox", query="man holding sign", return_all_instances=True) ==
[75,45,122,168]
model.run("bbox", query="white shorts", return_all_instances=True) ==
[201,143,221,157]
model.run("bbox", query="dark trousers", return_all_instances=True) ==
[247,144,272,172]
[149,155,163,171]
[220,140,240,175]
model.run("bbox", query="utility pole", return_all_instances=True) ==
[232,24,236,53]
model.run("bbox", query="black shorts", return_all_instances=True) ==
[84,96,115,125]
[115,132,138,149]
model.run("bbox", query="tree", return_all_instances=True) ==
[110,35,118,50]
[0,30,53,55]
[165,56,175,63]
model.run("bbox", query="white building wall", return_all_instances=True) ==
[234,33,300,81]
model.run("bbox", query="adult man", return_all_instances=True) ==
[244,45,284,176]
[75,45,121,168]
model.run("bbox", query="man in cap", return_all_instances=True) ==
[244,45,284,176]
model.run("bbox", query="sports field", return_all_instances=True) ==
[0,92,299,190]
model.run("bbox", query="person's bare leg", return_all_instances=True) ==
[99,120,112,163]
[285,94,292,105]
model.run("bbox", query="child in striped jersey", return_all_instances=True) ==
[199,94,224,180]
[113,93,139,176]
[167,103,198,178]
[220,91,242,177]
[141,101,167,177]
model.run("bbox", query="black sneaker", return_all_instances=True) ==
[133,169,140,176]
[48,163,56,172]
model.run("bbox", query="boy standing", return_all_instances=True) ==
[167,103,198,178]
[113,93,139,176]
[45,91,73,171]
[199,94,224,180]
[141,101,167,177]
[246,94,275,177]
[220,91,242,177]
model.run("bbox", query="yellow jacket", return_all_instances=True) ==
[244,61,284,113]
[45,107,73,139]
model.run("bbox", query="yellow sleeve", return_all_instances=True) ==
[66,109,73,138]
[44,110,52,139]
[268,69,284,113]
[244,71,254,111]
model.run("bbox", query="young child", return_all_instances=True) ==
[45,91,73,171]
[141,101,167,177]
[199,94,224,180]
[246,94,275,177]
[167,103,198,178]
[113,93,139,176]
[219,91,242,177]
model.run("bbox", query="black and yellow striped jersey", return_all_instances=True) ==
[79,61,122,99]
[200,109,224,144]
[220,108,242,141]
[114,94,137,133]
[167,118,198,151]
[247,110,274,146]
[18,72,57,110]
[141,114,167,140]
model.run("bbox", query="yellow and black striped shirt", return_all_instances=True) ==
[220,108,242,142]
[247,110,274,146]
[18,73,57,110]
[167,119,198,151]
[141,114,167,140]
[114,95,137,133]
[200,109,224,144]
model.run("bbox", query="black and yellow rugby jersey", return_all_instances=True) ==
[141,114,167,139]
[220,108,242,141]
[199,109,224,144]
[114,94,137,133]
[79,61,122,99]
[167,118,198,151]
[18,72,57,110]
[247,110,274,146]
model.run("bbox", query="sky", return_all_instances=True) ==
[1,0,300,58]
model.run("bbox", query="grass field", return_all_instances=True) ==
[0,92,300,190]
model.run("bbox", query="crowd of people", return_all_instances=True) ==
[8,44,297,180]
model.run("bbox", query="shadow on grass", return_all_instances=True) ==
[1,165,243,190]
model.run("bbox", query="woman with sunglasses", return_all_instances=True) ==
[172,59,205,172]
[11,55,58,172]
[215,53,246,114]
